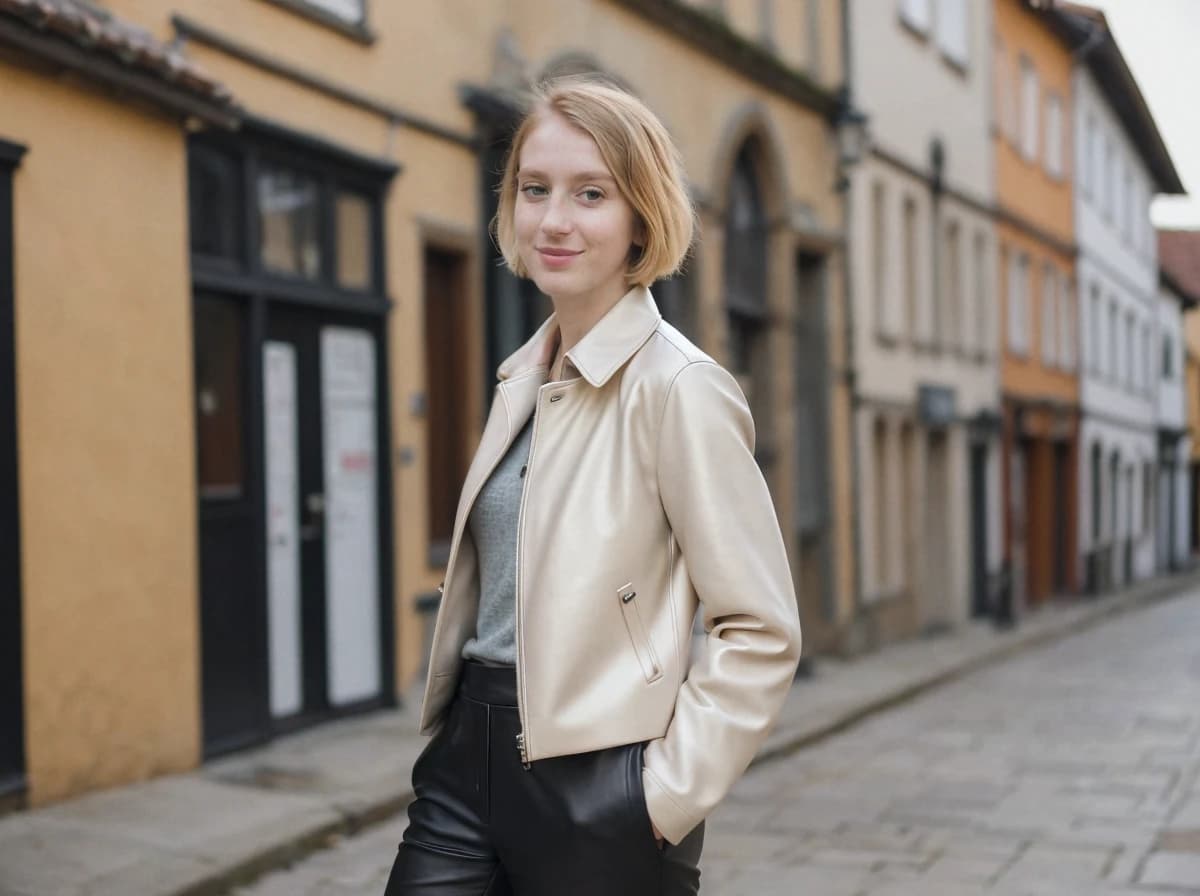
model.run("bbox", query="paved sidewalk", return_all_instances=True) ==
[3,570,1198,896]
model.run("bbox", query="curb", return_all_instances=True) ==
[189,571,1199,896]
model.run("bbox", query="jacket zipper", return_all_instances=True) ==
[513,379,550,770]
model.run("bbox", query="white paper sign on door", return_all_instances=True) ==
[321,326,381,706]
[264,342,303,718]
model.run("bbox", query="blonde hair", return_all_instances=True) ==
[494,77,696,287]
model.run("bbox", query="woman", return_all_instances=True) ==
[385,77,802,896]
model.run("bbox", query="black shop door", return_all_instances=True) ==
[198,298,389,756]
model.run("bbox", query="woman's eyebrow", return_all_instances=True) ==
[517,168,615,183]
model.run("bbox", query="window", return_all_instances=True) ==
[1121,167,1132,239]
[1058,273,1074,370]
[1144,462,1154,537]
[1105,139,1116,220]
[944,220,962,352]
[1008,251,1029,354]
[1041,263,1057,366]
[194,295,246,500]
[301,0,365,24]
[336,191,373,290]
[903,196,919,343]
[873,418,890,592]
[992,40,1006,133]
[1163,332,1174,379]
[1125,310,1136,389]
[936,0,969,68]
[1108,299,1118,380]
[974,231,988,358]
[1095,133,1107,213]
[1045,93,1064,178]
[872,180,890,338]
[1089,285,1101,374]
[258,165,322,280]
[900,0,932,34]
[1083,113,1095,196]
[724,145,773,471]
[1019,56,1039,161]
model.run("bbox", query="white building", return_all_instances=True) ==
[1056,6,1185,592]
[847,0,1002,641]
[1155,272,1193,571]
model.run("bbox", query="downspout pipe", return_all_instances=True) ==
[838,0,865,645]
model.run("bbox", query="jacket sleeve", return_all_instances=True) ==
[642,360,803,844]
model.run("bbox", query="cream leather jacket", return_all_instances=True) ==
[419,285,802,845]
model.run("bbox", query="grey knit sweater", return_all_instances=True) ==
[460,415,535,666]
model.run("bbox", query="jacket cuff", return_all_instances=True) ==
[642,766,698,846]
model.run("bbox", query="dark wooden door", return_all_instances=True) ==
[0,141,25,797]
[969,441,989,617]
[196,293,268,755]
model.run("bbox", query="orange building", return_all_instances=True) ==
[992,0,1081,611]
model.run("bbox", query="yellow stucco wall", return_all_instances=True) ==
[4,63,200,805]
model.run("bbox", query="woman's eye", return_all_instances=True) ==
[580,188,604,202]
[520,184,547,197]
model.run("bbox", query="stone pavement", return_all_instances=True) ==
[232,585,1200,896]
[2,569,1198,896]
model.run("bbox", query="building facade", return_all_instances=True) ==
[1154,272,1193,572]
[2,0,850,806]
[1051,4,1185,594]
[992,0,1081,614]
[1160,230,1200,560]
[846,0,1002,646]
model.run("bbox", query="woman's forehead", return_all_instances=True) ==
[518,115,612,178]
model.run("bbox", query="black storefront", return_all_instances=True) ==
[189,120,397,755]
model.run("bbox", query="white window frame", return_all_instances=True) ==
[936,0,970,69]
[1058,273,1074,371]
[1045,92,1064,179]
[900,0,932,34]
[300,0,366,24]
[1019,56,1039,162]
[1008,251,1029,355]
[1041,263,1057,366]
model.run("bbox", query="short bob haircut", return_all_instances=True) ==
[494,77,696,288]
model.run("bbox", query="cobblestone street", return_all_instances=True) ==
[232,590,1200,895]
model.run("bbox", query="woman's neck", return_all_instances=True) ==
[551,282,631,358]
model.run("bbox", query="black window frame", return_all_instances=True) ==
[189,122,389,305]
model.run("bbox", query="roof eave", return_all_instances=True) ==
[0,14,239,129]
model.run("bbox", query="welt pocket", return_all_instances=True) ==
[617,582,663,683]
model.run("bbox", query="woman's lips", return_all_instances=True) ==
[538,248,581,269]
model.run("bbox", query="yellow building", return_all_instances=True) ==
[1,0,851,807]
[992,0,1081,612]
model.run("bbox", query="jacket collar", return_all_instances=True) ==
[496,286,662,388]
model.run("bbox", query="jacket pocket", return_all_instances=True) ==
[617,583,663,683]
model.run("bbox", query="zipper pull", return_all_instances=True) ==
[515,732,531,770]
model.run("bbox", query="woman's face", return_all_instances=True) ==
[514,112,639,306]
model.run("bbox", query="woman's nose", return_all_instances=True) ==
[539,195,572,235]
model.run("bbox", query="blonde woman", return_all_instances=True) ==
[385,77,802,896]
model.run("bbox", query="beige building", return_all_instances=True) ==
[1,0,851,807]
[845,0,1003,646]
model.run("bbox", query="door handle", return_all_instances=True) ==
[300,492,325,541]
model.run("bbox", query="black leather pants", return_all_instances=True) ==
[384,660,704,895]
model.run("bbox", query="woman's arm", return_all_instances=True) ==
[643,360,803,845]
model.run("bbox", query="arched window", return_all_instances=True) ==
[723,143,772,469]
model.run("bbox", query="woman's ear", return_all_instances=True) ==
[633,218,647,248]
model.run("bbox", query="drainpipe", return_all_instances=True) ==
[838,0,865,646]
